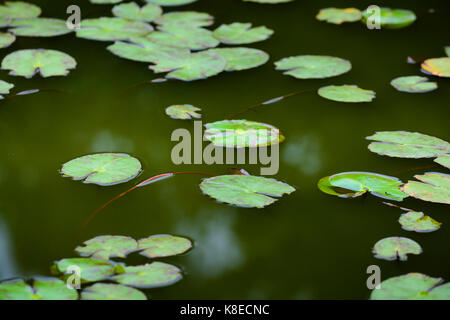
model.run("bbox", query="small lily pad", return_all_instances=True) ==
[9,18,72,37]
[400,172,450,205]
[434,154,450,169]
[0,32,15,48]
[391,76,438,93]
[0,278,78,300]
[81,283,146,300]
[52,258,115,282]
[148,25,219,50]
[146,0,198,6]
[318,85,375,103]
[76,236,138,260]
[399,211,442,233]
[366,131,450,158]
[275,55,351,79]
[373,237,422,261]
[200,175,295,208]
[76,17,153,41]
[421,57,450,78]
[61,153,142,186]
[1,49,77,78]
[0,1,41,26]
[0,80,14,99]
[318,172,407,201]
[138,234,192,258]
[206,47,269,71]
[361,7,416,29]
[213,23,273,45]
[154,11,213,28]
[204,119,285,147]
[112,262,182,288]
[112,2,162,21]
[166,104,201,120]
[316,8,362,24]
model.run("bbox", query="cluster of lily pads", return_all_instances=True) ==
[0,234,192,300]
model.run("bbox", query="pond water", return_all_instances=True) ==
[0,0,449,299]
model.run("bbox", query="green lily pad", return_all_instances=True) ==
[400,172,450,205]
[200,175,295,208]
[76,17,153,41]
[434,154,450,169]
[361,7,416,29]
[373,237,422,261]
[81,283,146,300]
[91,0,123,3]
[75,235,138,260]
[0,1,41,26]
[318,172,407,201]
[0,32,15,48]
[0,80,14,99]
[213,23,273,45]
[318,85,375,103]
[166,104,201,120]
[52,258,115,282]
[316,8,362,24]
[391,76,438,93]
[112,262,182,288]
[275,55,351,79]
[138,234,192,258]
[1,49,77,78]
[0,278,78,300]
[366,131,450,158]
[204,119,285,147]
[371,273,450,300]
[154,11,213,28]
[112,2,162,21]
[148,25,219,50]
[206,47,269,71]
[421,57,450,78]
[146,0,197,6]
[9,18,72,37]
[399,211,442,233]
[61,153,142,186]
[243,0,293,3]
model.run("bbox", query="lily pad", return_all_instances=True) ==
[138,234,192,258]
[0,80,14,99]
[76,17,153,41]
[434,154,450,169]
[0,278,78,300]
[200,175,295,208]
[0,1,41,26]
[52,258,115,282]
[204,119,285,147]
[275,55,351,79]
[371,273,450,300]
[373,237,422,261]
[81,283,146,300]
[318,85,375,103]
[112,262,182,288]
[1,49,77,78]
[400,172,450,205]
[76,236,138,260]
[316,8,362,24]
[366,131,450,158]
[9,18,72,37]
[0,32,15,48]
[61,153,142,186]
[318,172,407,201]
[206,47,269,71]
[146,0,198,6]
[391,76,438,93]
[112,2,162,22]
[399,211,442,233]
[154,11,213,28]
[361,7,416,29]
[421,57,450,78]
[148,25,219,50]
[213,23,273,45]
[166,104,201,120]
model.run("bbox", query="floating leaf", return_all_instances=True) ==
[401,172,450,205]
[9,18,72,37]
[138,234,192,258]
[148,25,218,50]
[243,0,293,3]
[165,104,201,120]
[146,0,198,6]
[373,237,422,261]
[371,273,450,300]
[366,131,450,158]
[213,23,273,45]
[112,2,162,22]
[52,258,115,282]
[391,76,438,93]
[206,47,269,71]
[434,154,450,169]
[361,7,416,29]
[81,283,146,300]
[0,278,77,300]
[0,1,41,26]
[154,11,213,28]
[1,49,77,78]
[318,172,407,201]
[0,32,15,48]
[76,17,153,41]
[399,211,442,233]
[421,57,450,78]
[61,153,142,186]
[0,80,14,99]
[204,119,285,147]
[200,175,295,208]
[318,85,375,103]
[76,236,138,260]
[275,55,351,79]
[112,262,182,288]
[316,8,362,24]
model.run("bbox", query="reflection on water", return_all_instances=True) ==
[282,134,323,175]
[90,130,135,153]
[0,217,20,279]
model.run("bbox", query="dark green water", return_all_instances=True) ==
[0,0,449,299]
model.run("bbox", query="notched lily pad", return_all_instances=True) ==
[138,234,192,258]
[0,80,14,99]
[275,55,351,79]
[373,236,422,261]
[318,85,375,103]
[166,104,201,120]
[81,283,146,300]
[400,172,450,204]
[316,8,362,24]
[0,1,41,26]
[206,47,269,71]
[213,23,273,45]
[434,154,450,169]
[399,211,442,233]
[52,258,115,282]
[76,235,138,260]
[0,277,78,300]
[112,262,182,288]
[421,57,450,78]
[149,25,219,50]
[0,32,15,48]
[361,7,416,29]
[9,18,72,37]
[77,17,153,41]
[112,2,162,22]
[391,76,437,93]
